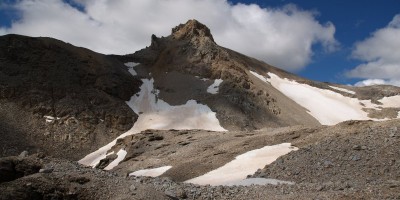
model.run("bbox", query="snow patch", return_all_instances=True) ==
[250,71,268,83]
[104,149,127,170]
[129,166,172,177]
[225,178,294,186]
[207,79,223,94]
[126,79,226,132]
[266,72,371,125]
[251,71,400,125]
[44,115,60,123]
[378,96,400,108]
[195,76,210,81]
[124,62,139,76]
[124,62,139,67]
[329,86,356,95]
[186,143,297,186]
[79,78,226,167]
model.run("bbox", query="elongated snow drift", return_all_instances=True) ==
[251,71,400,125]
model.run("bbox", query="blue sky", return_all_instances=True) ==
[0,0,399,86]
[243,0,400,84]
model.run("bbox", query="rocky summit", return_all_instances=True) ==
[1,20,399,199]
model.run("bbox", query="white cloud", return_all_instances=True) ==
[354,79,400,87]
[347,14,400,86]
[0,0,338,71]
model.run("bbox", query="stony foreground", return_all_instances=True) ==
[0,154,393,200]
[1,119,399,200]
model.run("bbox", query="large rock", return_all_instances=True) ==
[0,155,42,183]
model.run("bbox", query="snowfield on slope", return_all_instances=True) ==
[129,166,172,177]
[79,78,226,169]
[378,96,400,107]
[126,143,297,186]
[186,143,297,186]
[250,71,400,125]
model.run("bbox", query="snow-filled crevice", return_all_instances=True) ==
[79,78,226,168]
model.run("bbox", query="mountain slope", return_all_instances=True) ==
[79,19,400,173]
[125,19,400,129]
[127,19,321,130]
[1,19,400,200]
[0,34,141,159]
[1,20,399,166]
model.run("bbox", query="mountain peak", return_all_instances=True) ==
[171,19,215,42]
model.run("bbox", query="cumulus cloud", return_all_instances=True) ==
[0,0,338,71]
[347,14,400,86]
[354,79,400,87]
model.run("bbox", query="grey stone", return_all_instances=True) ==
[18,151,29,158]
[323,160,333,168]
[39,168,54,173]
[129,184,137,191]
[352,145,362,150]
[351,155,360,161]
[165,190,176,198]
[176,187,187,199]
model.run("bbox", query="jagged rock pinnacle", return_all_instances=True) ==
[134,19,218,64]
[171,19,215,42]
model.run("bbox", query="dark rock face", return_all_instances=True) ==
[172,19,215,42]
[0,34,141,160]
[0,155,42,183]
[353,85,400,103]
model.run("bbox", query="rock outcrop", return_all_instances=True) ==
[0,34,141,159]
